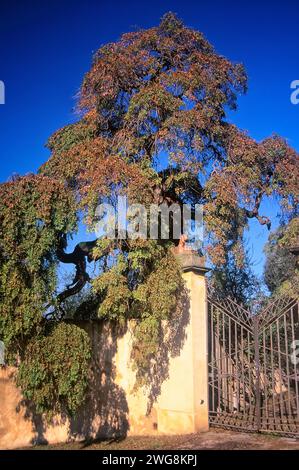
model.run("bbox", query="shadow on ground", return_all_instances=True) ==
[18,429,299,451]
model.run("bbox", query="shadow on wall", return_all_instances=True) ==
[140,284,190,415]
[70,284,190,440]
[69,322,129,442]
[13,283,190,446]
[20,403,49,446]
[0,366,50,448]
[13,322,129,447]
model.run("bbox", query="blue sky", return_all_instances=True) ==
[0,0,298,279]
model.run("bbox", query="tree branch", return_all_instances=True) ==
[56,235,98,306]
[245,188,271,230]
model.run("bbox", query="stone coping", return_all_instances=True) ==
[174,252,209,274]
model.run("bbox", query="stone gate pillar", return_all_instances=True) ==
[157,252,209,434]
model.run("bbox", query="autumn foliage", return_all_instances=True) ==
[0,13,298,416]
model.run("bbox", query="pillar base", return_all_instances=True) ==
[157,409,209,435]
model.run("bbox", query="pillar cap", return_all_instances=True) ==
[174,252,210,274]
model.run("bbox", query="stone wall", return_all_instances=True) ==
[0,267,209,449]
[0,322,157,449]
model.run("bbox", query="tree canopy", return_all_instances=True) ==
[0,12,298,416]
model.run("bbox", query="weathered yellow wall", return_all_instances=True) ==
[0,322,158,449]
[0,267,209,449]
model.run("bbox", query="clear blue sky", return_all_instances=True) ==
[0,0,298,278]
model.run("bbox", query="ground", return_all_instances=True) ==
[19,429,299,450]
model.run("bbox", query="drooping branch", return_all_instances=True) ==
[53,169,205,308]
[55,233,130,308]
[56,234,98,304]
[245,188,271,230]
[54,166,269,310]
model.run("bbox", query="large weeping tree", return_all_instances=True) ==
[0,13,298,416]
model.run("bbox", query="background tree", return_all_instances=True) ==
[0,13,298,416]
[264,216,299,297]
[209,248,261,307]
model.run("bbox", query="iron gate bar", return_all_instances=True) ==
[208,296,253,329]
[207,293,299,437]
[290,304,299,419]
[258,297,298,330]
[283,312,292,417]
[254,316,261,432]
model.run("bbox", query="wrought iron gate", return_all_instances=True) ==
[208,293,299,436]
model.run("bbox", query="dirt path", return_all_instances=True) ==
[19,428,299,450]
